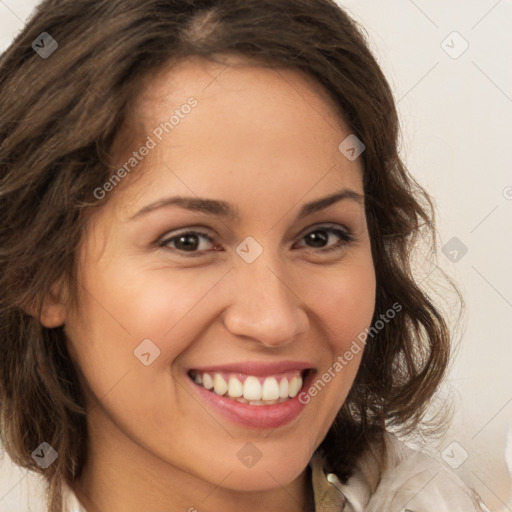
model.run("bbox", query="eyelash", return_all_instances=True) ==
[158,224,355,257]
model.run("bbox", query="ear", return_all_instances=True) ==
[24,280,68,328]
[39,294,67,328]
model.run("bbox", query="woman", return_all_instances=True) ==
[0,0,490,510]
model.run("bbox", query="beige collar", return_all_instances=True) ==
[310,450,347,511]
[309,448,378,512]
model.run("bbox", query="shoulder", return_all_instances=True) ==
[337,432,491,512]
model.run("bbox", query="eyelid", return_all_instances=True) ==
[158,224,215,240]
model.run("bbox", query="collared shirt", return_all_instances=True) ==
[62,434,491,512]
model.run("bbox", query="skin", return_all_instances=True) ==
[41,56,376,512]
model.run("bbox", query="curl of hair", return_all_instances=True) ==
[0,1,458,510]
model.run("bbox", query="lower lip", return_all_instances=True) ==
[187,371,314,429]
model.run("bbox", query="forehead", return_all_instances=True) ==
[133,55,349,141]
[106,56,364,221]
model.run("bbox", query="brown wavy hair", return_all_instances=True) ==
[0,0,457,510]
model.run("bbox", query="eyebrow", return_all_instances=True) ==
[128,188,364,222]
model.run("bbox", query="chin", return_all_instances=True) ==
[220,467,301,492]
[219,450,310,492]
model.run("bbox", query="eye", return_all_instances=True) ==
[159,224,354,257]
[160,230,218,255]
[294,224,354,254]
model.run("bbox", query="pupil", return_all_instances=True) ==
[177,234,198,251]
[307,231,327,247]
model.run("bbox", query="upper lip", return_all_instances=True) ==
[189,360,315,377]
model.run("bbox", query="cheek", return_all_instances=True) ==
[296,257,375,411]
[72,261,227,356]
[299,257,376,349]
[64,261,235,422]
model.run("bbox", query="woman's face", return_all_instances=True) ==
[59,57,376,498]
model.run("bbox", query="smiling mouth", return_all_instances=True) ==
[188,369,312,406]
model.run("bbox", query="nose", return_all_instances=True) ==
[222,257,309,348]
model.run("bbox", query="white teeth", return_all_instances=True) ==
[261,377,280,401]
[213,373,228,396]
[243,376,262,400]
[279,377,289,398]
[228,376,243,398]
[191,370,305,404]
[202,373,213,390]
[289,375,301,397]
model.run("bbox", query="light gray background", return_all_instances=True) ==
[1,0,511,510]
